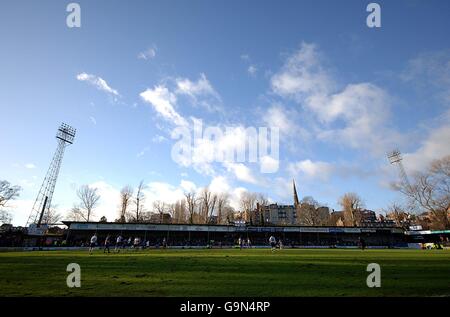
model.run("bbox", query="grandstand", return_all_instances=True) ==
[60,221,407,248]
[3,221,449,249]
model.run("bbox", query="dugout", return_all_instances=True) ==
[405,229,450,245]
[62,221,406,248]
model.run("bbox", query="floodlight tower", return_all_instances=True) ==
[387,149,411,191]
[26,123,76,227]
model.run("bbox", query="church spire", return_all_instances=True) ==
[293,179,300,208]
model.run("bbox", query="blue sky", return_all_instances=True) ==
[1,0,449,225]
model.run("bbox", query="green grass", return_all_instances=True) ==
[0,248,449,297]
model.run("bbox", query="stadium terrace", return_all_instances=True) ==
[4,221,450,250]
[58,221,407,249]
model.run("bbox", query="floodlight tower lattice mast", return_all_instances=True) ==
[387,149,411,191]
[26,123,76,227]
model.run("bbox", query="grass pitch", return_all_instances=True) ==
[0,248,449,297]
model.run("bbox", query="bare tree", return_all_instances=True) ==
[184,191,196,224]
[133,180,146,222]
[256,193,269,207]
[216,193,230,224]
[153,200,167,224]
[223,206,236,224]
[166,202,176,223]
[383,203,411,229]
[329,211,345,227]
[394,155,450,229]
[200,187,217,224]
[139,211,153,222]
[209,195,218,223]
[253,193,269,225]
[72,185,100,222]
[240,192,257,224]
[117,185,133,223]
[338,193,364,226]
[296,196,329,226]
[41,203,62,224]
[0,180,21,208]
[171,199,187,224]
[66,206,86,222]
[0,209,12,225]
[0,180,21,223]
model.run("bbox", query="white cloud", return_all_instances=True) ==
[89,116,97,125]
[401,50,450,103]
[180,180,197,193]
[6,199,34,226]
[136,146,150,158]
[314,83,396,152]
[152,135,167,143]
[310,83,387,122]
[176,73,217,97]
[271,42,335,99]
[19,179,35,188]
[76,73,120,96]
[216,125,272,165]
[175,73,221,111]
[25,163,36,169]
[241,54,259,78]
[208,176,247,210]
[248,65,257,76]
[208,176,231,194]
[288,159,334,181]
[140,85,188,126]
[393,51,450,173]
[174,120,217,176]
[229,187,248,210]
[142,182,186,208]
[260,155,279,174]
[88,181,121,222]
[263,104,305,138]
[403,110,450,173]
[262,105,311,155]
[192,162,216,176]
[138,46,157,60]
[224,162,258,184]
[272,177,296,201]
[8,198,72,226]
[271,42,396,155]
[240,54,250,61]
[190,137,215,164]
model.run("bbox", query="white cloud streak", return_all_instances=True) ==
[138,46,157,60]
[175,73,222,111]
[76,73,120,96]
[140,85,188,126]
[288,159,334,181]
